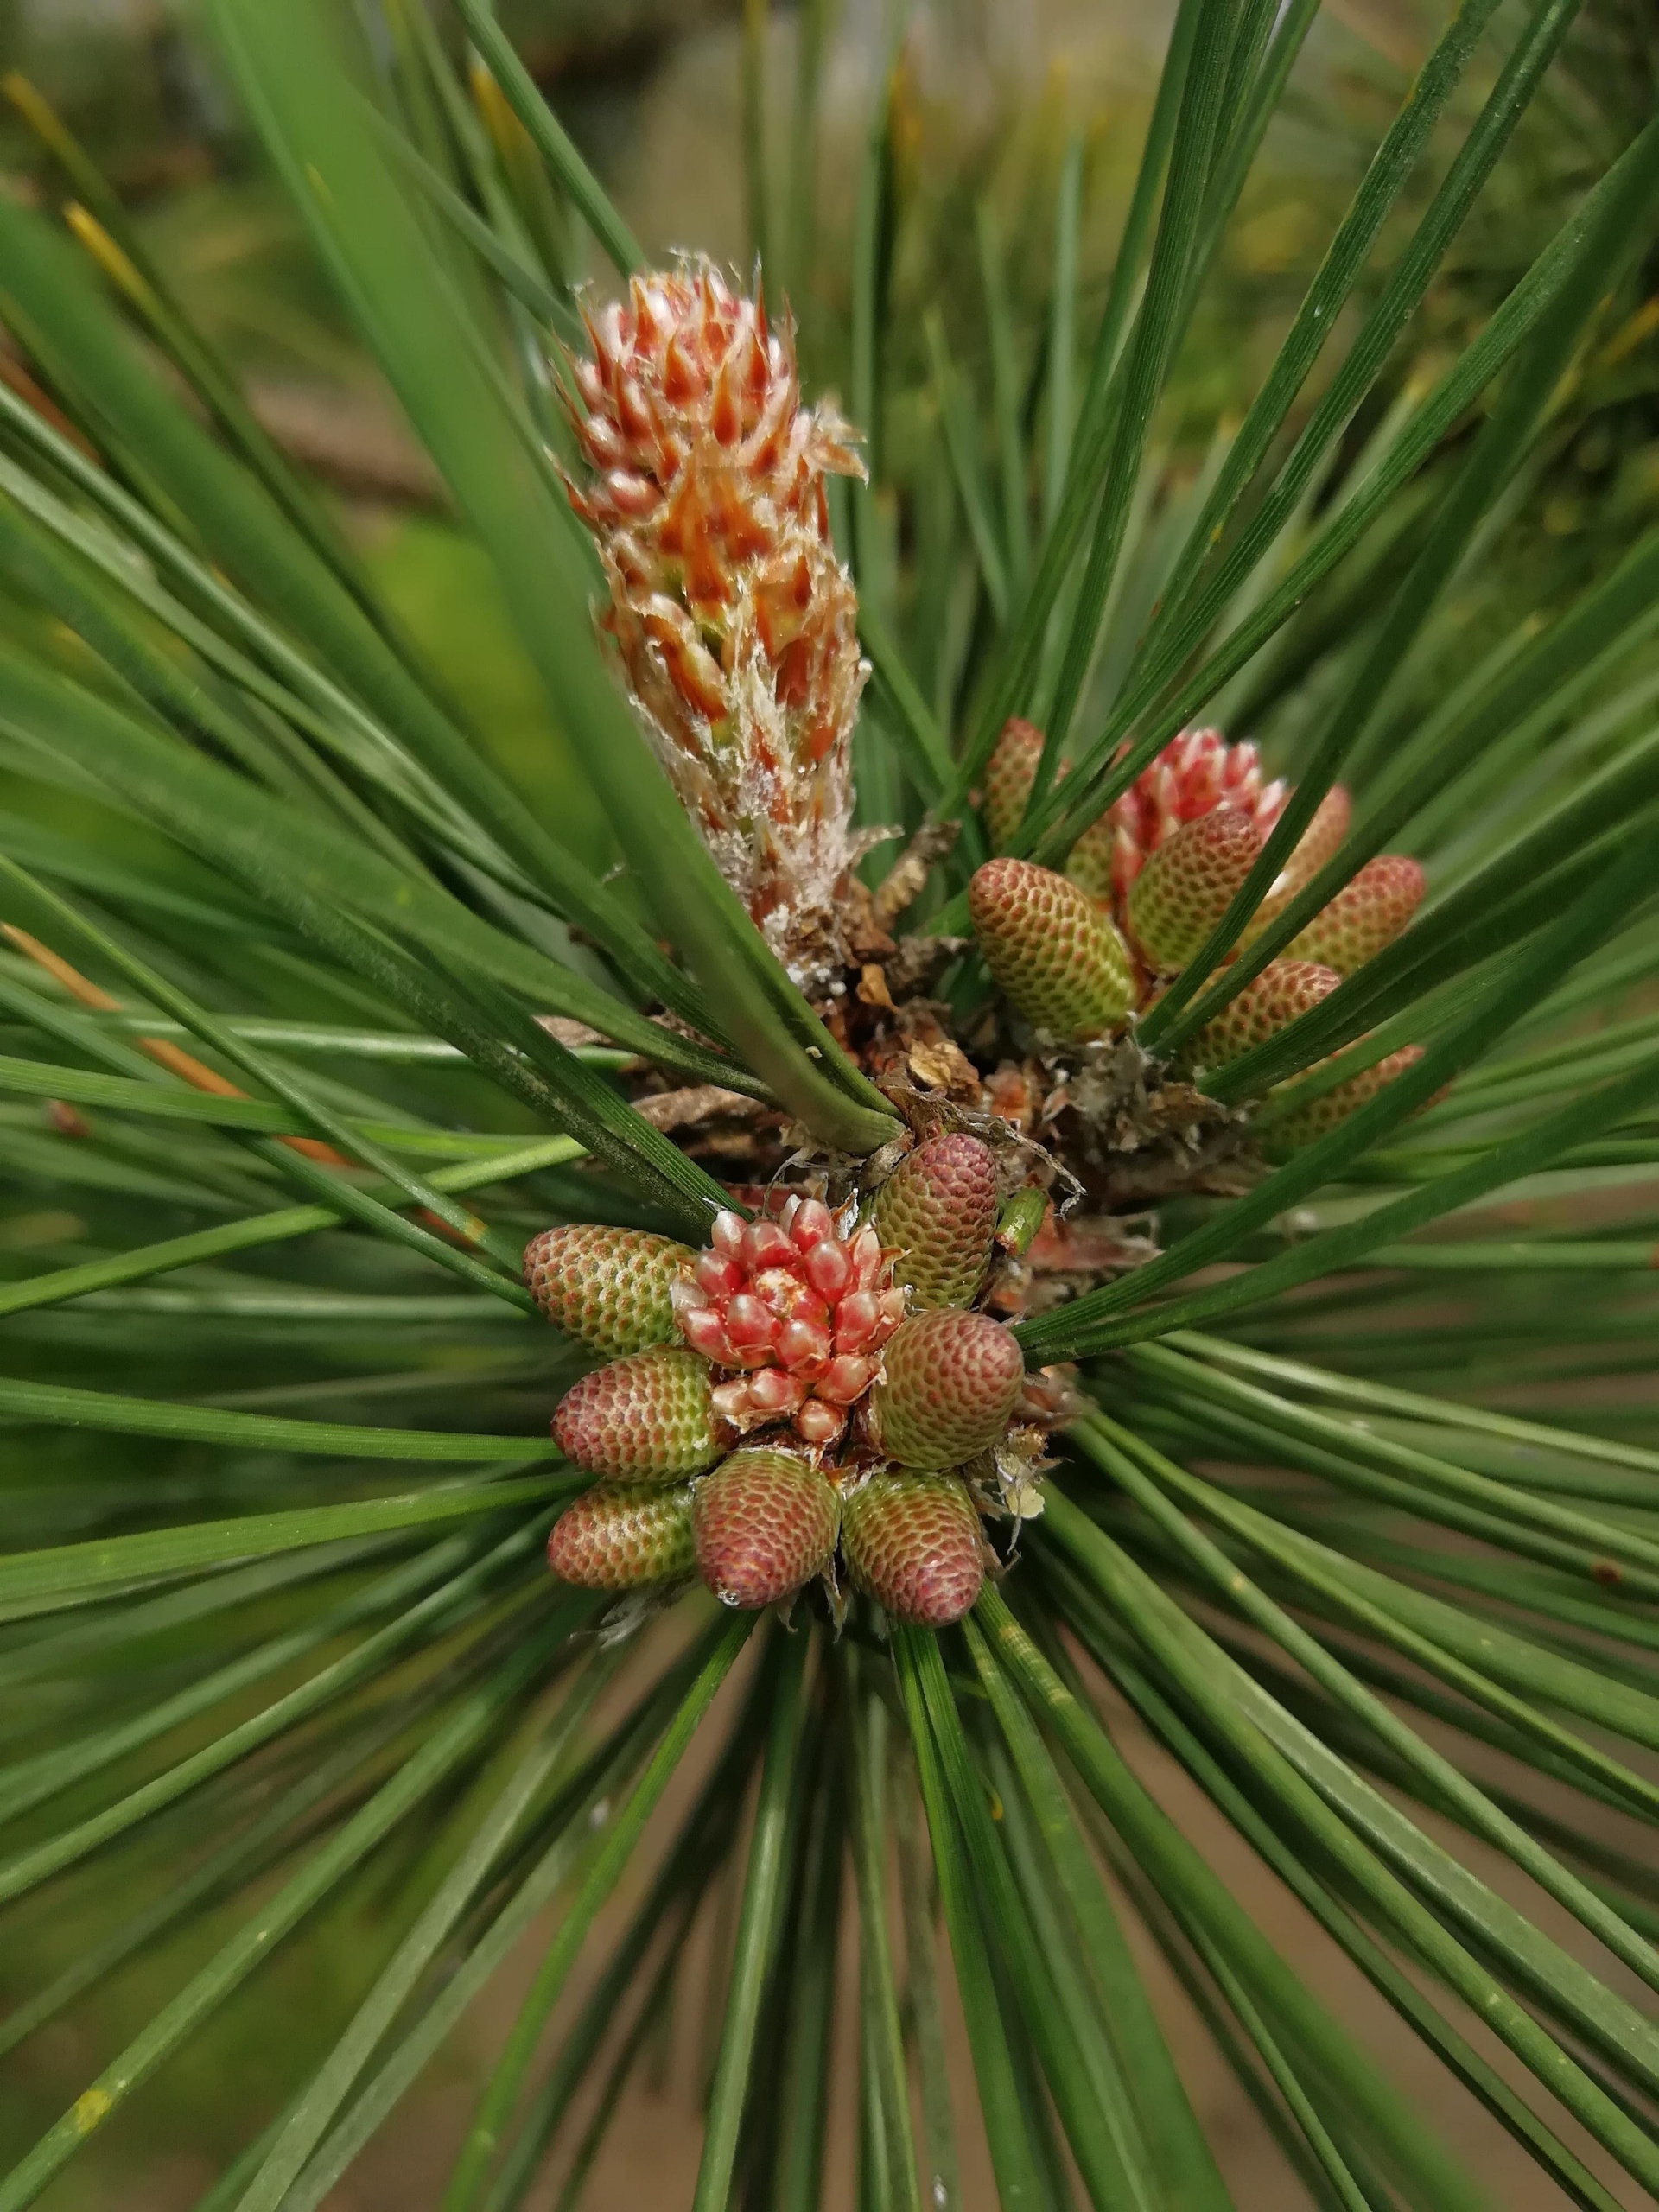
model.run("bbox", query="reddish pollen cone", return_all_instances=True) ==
[1126,808,1262,975]
[691,1448,841,1608]
[1287,855,1425,975]
[841,1472,985,1625]
[868,1309,1026,1468]
[552,1346,721,1481]
[873,1134,999,1310]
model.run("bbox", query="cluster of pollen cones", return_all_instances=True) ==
[531,1135,1057,1626]
[542,269,1435,1631]
[971,719,1426,1140]
[563,265,1427,1151]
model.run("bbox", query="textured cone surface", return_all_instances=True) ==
[1100,728,1286,904]
[841,1472,984,1625]
[1239,785,1356,946]
[553,1345,721,1480]
[978,715,1122,893]
[1190,961,1341,1076]
[1267,1046,1424,1149]
[969,858,1135,1042]
[547,1483,696,1589]
[870,1308,1026,1466]
[873,1134,998,1309]
[1065,814,1116,904]
[982,718,1047,849]
[1281,785,1351,893]
[1127,806,1262,973]
[692,1448,841,1608]
[524,1224,693,1357]
[1286,855,1424,975]
[568,260,867,981]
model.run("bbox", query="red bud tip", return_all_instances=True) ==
[674,1196,901,1441]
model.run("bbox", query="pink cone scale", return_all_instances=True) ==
[1189,961,1342,1077]
[671,1202,906,1446]
[553,1345,722,1481]
[873,1134,999,1309]
[691,1447,842,1608]
[868,1308,1027,1467]
[840,1472,985,1625]
[1285,855,1425,976]
[524,1224,693,1357]
[547,1482,696,1590]
[1126,806,1262,974]
[969,858,1135,1043]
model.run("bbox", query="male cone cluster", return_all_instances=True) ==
[533,1135,1031,1626]
[969,719,1426,1123]
[546,273,1436,1643]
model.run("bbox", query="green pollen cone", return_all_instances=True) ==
[873,1132,998,1309]
[547,1482,697,1589]
[553,1344,721,1481]
[869,1308,1026,1466]
[969,857,1136,1044]
[524,1223,695,1356]
[1127,806,1261,973]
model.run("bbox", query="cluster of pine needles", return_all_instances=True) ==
[5,0,1659,2207]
